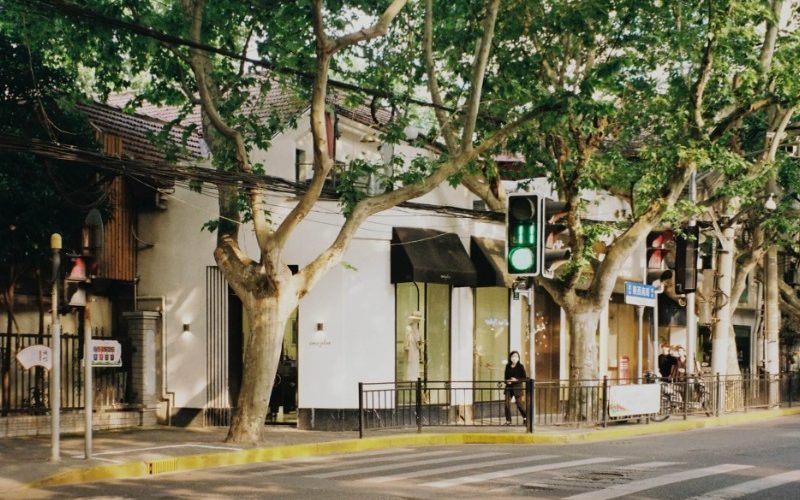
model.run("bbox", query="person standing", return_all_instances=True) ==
[658,343,675,379]
[504,351,527,425]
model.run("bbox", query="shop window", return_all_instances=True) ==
[395,282,451,404]
[473,287,509,401]
[733,325,751,373]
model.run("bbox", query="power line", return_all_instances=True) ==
[0,133,503,222]
[20,0,456,114]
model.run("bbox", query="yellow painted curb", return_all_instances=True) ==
[27,407,800,490]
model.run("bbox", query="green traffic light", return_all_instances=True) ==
[509,247,535,271]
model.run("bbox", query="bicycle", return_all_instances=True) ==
[21,386,49,415]
[650,376,712,422]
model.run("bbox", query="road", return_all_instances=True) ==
[36,416,800,499]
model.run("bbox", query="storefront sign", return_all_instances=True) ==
[16,345,52,370]
[608,384,660,417]
[91,340,122,367]
[624,281,657,307]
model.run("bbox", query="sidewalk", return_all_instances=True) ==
[3,407,799,493]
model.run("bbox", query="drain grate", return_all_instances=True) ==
[147,458,178,475]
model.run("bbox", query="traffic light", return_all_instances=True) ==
[646,230,674,286]
[540,198,572,278]
[61,255,93,313]
[675,225,699,294]
[506,193,539,276]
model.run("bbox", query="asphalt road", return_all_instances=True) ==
[36,416,800,499]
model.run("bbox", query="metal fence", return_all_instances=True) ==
[0,331,131,415]
[358,372,800,437]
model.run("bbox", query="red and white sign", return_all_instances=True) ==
[16,345,52,370]
[91,340,122,367]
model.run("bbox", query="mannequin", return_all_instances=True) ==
[405,311,423,381]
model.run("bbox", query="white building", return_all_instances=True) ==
[4,90,758,433]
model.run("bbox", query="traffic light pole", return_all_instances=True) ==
[686,172,697,376]
[84,300,93,459]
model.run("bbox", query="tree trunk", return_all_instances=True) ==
[712,225,735,377]
[225,294,291,444]
[765,246,780,405]
[565,306,601,421]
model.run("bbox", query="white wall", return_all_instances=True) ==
[136,188,218,409]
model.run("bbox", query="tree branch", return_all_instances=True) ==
[688,0,715,139]
[272,0,333,252]
[423,0,458,153]
[589,159,695,305]
[183,0,271,249]
[460,0,501,149]
[709,97,775,142]
[329,0,409,53]
[461,172,505,211]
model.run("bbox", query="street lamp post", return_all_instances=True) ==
[50,233,61,462]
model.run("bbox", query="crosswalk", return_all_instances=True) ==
[264,447,800,498]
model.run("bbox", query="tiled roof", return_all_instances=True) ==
[106,81,396,135]
[77,102,205,163]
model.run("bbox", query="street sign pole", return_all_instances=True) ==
[637,305,644,382]
[84,302,92,459]
[625,281,657,383]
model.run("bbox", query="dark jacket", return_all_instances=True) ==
[658,354,675,379]
[504,362,527,389]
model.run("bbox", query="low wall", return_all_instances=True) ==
[0,408,156,438]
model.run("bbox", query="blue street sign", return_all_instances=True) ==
[624,281,657,307]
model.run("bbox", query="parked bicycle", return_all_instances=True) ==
[651,376,713,422]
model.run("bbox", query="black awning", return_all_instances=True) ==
[391,227,477,287]
[470,237,514,288]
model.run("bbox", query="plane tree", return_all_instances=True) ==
[8,0,561,442]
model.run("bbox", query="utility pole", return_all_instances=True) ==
[50,234,61,462]
[765,177,780,406]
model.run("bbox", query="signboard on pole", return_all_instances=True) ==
[624,281,657,307]
[90,340,122,367]
[16,345,52,370]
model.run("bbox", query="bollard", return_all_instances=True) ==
[357,382,363,439]
[602,376,609,428]
[415,378,422,433]
[526,378,534,433]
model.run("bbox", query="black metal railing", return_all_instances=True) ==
[358,372,800,437]
[358,379,535,438]
[0,331,131,416]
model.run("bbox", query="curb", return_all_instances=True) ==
[27,407,800,490]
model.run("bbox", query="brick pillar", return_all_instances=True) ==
[122,311,160,409]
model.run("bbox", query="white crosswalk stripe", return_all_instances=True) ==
[687,470,800,499]
[260,449,456,476]
[308,451,506,479]
[362,454,560,484]
[565,464,754,500]
[619,461,681,470]
[421,456,622,488]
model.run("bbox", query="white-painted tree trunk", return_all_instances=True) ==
[766,246,781,406]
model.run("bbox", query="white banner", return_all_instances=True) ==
[608,384,660,417]
[16,345,52,370]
